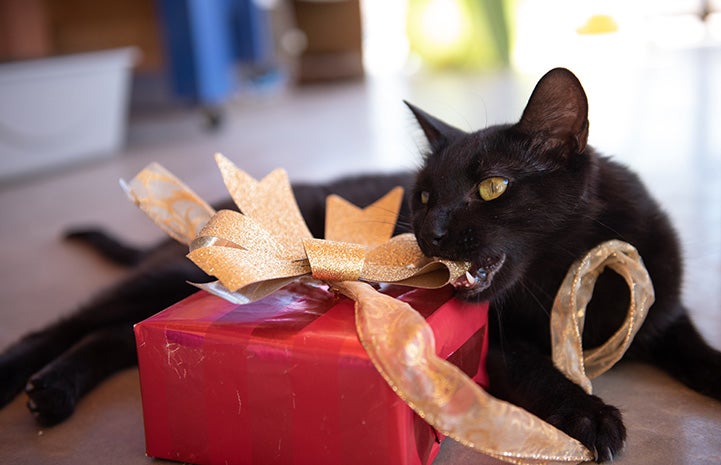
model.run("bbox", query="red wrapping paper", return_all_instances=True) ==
[135,282,489,465]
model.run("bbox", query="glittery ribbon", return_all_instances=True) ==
[123,153,654,465]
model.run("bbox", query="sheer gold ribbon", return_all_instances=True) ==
[551,240,655,394]
[123,153,654,464]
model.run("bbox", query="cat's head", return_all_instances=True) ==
[407,68,592,300]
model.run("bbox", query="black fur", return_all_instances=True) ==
[0,69,719,464]
[64,229,152,266]
[407,68,721,462]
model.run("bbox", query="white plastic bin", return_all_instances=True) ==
[0,47,137,181]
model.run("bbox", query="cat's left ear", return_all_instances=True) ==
[516,68,589,156]
[404,101,466,149]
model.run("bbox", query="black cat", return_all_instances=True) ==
[1,68,719,464]
[406,68,721,461]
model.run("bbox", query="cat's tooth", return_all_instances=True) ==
[465,271,476,286]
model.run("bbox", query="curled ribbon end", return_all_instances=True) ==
[119,178,135,204]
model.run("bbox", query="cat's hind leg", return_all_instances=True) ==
[645,311,721,400]
[0,319,86,409]
[25,324,136,426]
[0,254,204,423]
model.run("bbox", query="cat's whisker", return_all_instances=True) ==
[337,220,404,227]
[576,214,626,238]
[518,280,550,318]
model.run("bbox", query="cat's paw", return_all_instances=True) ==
[25,372,78,426]
[547,396,626,463]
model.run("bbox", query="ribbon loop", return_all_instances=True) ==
[304,238,367,282]
[215,153,312,256]
[551,240,655,393]
[193,209,290,256]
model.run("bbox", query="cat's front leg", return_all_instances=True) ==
[486,340,625,463]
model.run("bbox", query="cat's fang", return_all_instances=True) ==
[465,271,477,286]
[451,272,475,288]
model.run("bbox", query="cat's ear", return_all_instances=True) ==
[516,68,589,156]
[404,101,465,149]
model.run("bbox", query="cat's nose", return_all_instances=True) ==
[430,227,447,246]
[422,210,450,250]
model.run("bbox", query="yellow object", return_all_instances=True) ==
[406,0,510,69]
[577,14,619,35]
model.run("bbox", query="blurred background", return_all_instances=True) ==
[1,0,720,182]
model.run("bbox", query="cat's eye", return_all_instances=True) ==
[420,191,430,204]
[478,177,509,201]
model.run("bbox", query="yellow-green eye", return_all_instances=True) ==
[420,191,430,204]
[479,177,509,201]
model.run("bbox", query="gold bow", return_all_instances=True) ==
[123,153,654,465]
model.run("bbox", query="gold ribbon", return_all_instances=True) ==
[123,153,655,464]
[551,240,654,393]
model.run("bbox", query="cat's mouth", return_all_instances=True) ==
[451,253,506,296]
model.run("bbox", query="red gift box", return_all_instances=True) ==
[134,282,489,465]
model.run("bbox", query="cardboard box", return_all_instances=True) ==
[135,282,488,465]
[292,0,364,82]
